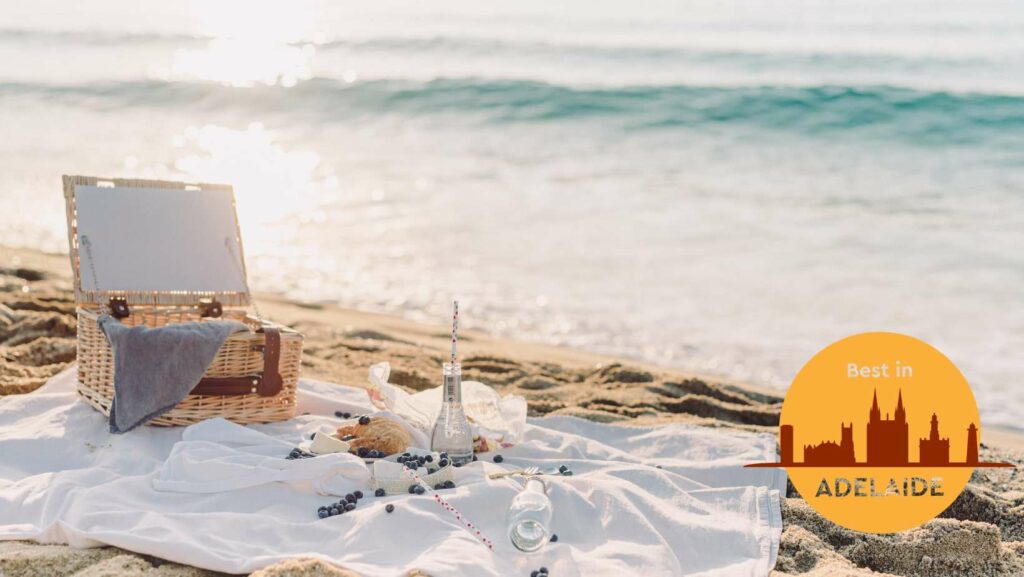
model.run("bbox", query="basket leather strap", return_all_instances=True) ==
[258,327,283,396]
[190,327,283,397]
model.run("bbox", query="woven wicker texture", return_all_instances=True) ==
[65,175,303,426]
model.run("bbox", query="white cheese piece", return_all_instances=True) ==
[310,432,351,455]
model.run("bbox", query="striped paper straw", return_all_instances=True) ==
[401,466,493,551]
[451,300,459,365]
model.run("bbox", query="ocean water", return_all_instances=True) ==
[1,1,1022,427]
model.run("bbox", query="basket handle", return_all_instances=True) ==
[190,326,283,397]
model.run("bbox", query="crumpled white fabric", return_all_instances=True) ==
[152,418,370,496]
[0,365,785,577]
[366,361,527,449]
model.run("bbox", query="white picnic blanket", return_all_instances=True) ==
[0,366,785,577]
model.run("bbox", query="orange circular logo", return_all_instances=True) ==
[748,332,1011,533]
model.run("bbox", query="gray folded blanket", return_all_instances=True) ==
[98,314,249,433]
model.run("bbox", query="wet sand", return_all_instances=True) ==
[2,245,1022,577]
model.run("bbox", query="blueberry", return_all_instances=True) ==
[409,485,417,494]
[413,485,425,495]
[385,504,395,513]
[329,507,341,516]
[439,458,449,467]
[531,572,539,577]
[550,534,558,542]
[342,412,351,419]
[539,568,548,575]
[439,452,448,459]
[454,462,463,468]
[425,455,434,463]
[558,465,568,473]
[493,454,503,463]
[318,509,329,519]
[444,480,456,489]
[402,452,411,457]
[356,447,369,458]
[375,488,386,497]
[434,483,444,490]
[345,493,357,504]
[344,502,356,512]
[354,490,364,499]
[334,410,344,418]
[428,468,437,475]
[359,415,371,425]
[562,470,573,476]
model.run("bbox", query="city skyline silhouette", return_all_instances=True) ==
[748,388,1012,469]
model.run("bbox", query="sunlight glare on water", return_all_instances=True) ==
[159,0,320,87]
[173,123,328,246]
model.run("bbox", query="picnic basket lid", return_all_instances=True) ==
[63,175,252,308]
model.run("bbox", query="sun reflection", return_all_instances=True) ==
[173,123,329,242]
[162,0,321,87]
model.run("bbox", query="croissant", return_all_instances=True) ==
[336,417,411,456]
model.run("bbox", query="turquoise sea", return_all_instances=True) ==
[1,1,1022,427]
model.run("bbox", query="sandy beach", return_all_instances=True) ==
[2,244,1022,577]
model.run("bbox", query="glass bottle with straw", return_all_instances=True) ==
[430,300,474,465]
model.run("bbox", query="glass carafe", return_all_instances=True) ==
[430,362,473,465]
[507,476,553,552]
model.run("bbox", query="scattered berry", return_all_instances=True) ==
[318,509,329,519]
[345,493,357,504]
[329,507,341,516]
[439,452,448,459]
[413,485,425,495]
[428,468,437,475]
[439,458,450,467]
[531,571,539,577]
[425,455,434,463]
[444,480,456,489]
[375,488,386,497]
[344,502,356,512]
[562,470,573,476]
[354,490,364,499]
[539,567,548,575]
[356,447,369,458]
[409,485,417,494]
[434,483,444,490]
[358,415,371,425]
[334,410,344,418]
[558,465,568,473]
[493,454,504,463]
[342,412,351,419]
[385,504,395,513]
[550,534,558,542]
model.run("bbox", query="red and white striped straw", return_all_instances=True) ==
[450,300,459,365]
[401,466,493,550]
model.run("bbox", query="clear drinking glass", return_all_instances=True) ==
[430,362,474,465]
[507,476,553,552]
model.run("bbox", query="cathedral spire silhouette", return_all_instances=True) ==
[870,388,881,422]
[895,389,906,422]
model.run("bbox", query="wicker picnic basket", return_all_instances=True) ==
[63,175,303,426]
